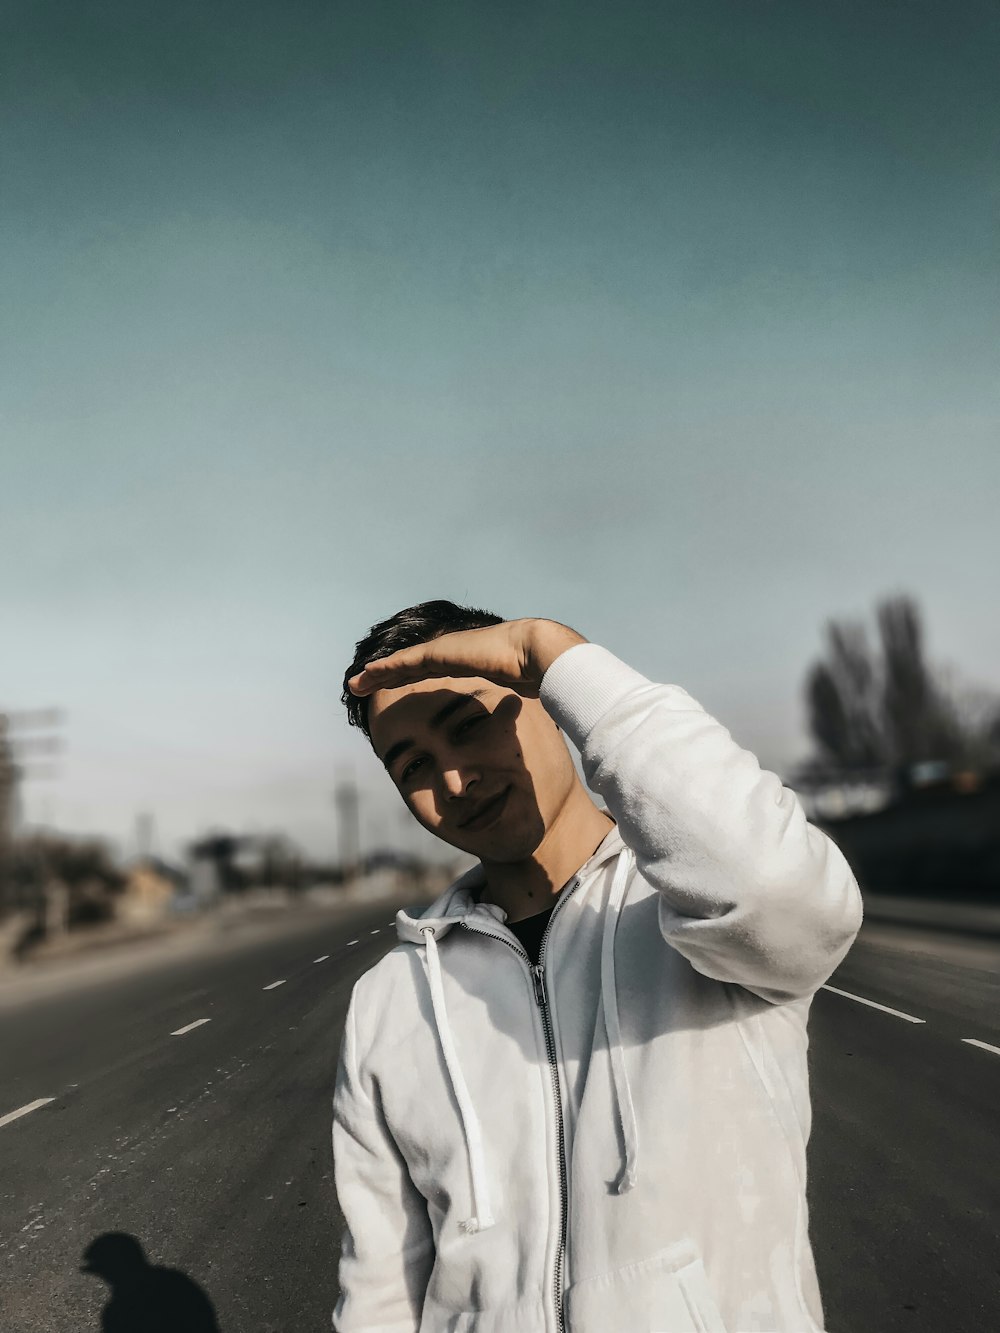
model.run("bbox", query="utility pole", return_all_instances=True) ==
[0,708,64,921]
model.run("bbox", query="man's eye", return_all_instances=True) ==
[400,758,426,782]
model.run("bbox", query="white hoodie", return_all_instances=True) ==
[331,644,863,1333]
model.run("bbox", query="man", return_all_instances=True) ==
[332,601,863,1333]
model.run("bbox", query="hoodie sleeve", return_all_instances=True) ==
[332,981,435,1332]
[540,643,864,1004]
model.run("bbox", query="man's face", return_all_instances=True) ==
[367,674,577,860]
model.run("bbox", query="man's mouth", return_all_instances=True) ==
[459,787,511,831]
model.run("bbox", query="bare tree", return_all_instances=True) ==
[877,596,960,764]
[940,671,1000,770]
[805,592,1000,774]
[806,618,885,768]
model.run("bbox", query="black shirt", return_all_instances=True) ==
[506,905,555,966]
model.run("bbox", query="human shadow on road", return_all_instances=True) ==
[80,1232,221,1332]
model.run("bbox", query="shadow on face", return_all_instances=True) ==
[368,680,571,862]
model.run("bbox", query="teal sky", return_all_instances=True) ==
[3,1,998,861]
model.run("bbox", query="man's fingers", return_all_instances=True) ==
[345,620,570,699]
[346,624,540,696]
[348,647,483,696]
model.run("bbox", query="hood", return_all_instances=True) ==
[390,827,639,1235]
[393,821,627,945]
[394,860,500,945]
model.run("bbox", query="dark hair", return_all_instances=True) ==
[341,599,506,739]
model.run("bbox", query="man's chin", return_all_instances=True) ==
[460,820,546,864]
[474,840,541,865]
[420,798,547,862]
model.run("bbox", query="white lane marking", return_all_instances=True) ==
[346,939,359,946]
[171,1018,211,1037]
[821,984,925,1024]
[0,1099,55,1129]
[370,929,380,935]
[962,1038,1000,1057]
[313,955,329,963]
[263,979,286,990]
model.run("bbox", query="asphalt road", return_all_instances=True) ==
[1,897,998,1333]
[807,919,1000,1333]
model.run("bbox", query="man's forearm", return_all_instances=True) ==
[524,617,589,679]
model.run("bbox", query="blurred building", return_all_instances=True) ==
[801,766,1000,903]
[790,764,897,822]
[120,857,187,923]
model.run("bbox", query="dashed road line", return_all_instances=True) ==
[314,955,329,963]
[346,939,359,946]
[171,1018,211,1037]
[263,980,286,990]
[821,984,925,1024]
[962,1038,1000,1057]
[0,1099,55,1130]
[370,929,380,935]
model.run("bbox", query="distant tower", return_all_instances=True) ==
[0,716,15,916]
[135,811,156,861]
[334,777,361,882]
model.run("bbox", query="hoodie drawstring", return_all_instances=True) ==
[418,844,638,1231]
[421,926,496,1233]
[601,847,639,1192]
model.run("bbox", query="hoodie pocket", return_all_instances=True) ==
[564,1240,728,1333]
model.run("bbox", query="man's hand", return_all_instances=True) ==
[347,618,587,699]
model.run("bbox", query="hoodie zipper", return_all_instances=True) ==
[460,876,580,1333]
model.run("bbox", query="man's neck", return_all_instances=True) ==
[478,786,615,923]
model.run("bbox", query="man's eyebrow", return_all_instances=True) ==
[380,689,488,771]
[428,688,488,729]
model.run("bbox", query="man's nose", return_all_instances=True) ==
[442,764,478,799]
